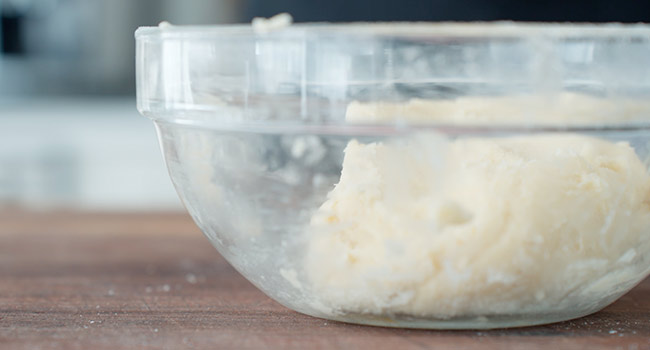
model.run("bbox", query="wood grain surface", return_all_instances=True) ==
[0,211,648,350]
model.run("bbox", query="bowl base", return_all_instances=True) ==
[298,307,606,330]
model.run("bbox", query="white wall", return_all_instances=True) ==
[0,97,183,211]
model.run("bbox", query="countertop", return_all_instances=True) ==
[1,212,648,350]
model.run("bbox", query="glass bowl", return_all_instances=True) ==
[136,22,650,329]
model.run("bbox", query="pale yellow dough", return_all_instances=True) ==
[305,94,650,317]
[346,93,650,125]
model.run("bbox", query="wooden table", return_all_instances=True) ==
[0,212,648,350]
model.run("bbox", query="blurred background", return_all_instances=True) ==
[1,0,649,212]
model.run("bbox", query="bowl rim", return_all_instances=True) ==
[135,21,650,40]
[152,117,650,135]
[137,21,650,131]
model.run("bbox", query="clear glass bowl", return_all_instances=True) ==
[136,22,650,329]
